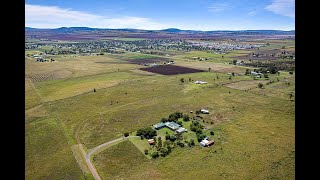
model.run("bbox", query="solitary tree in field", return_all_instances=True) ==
[93,88,96,92]
[208,68,211,72]
[289,92,294,101]
[258,83,264,88]
[189,77,192,82]
[245,69,250,75]
[144,149,149,155]
[124,132,129,137]
[232,60,237,65]
[180,78,185,83]
[232,72,235,76]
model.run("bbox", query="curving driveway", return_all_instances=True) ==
[80,136,139,180]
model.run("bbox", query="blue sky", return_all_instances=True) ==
[25,0,295,30]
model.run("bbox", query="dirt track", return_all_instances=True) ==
[81,136,139,180]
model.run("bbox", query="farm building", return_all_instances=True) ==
[200,109,209,114]
[251,71,262,76]
[148,139,155,145]
[153,122,166,130]
[200,139,209,147]
[207,140,215,147]
[194,81,207,84]
[176,127,188,134]
[165,122,181,130]
[236,60,243,65]
[200,138,214,147]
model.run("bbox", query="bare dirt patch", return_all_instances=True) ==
[139,65,205,75]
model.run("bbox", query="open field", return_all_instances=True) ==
[25,38,294,179]
[25,117,86,179]
[125,57,170,64]
[177,61,250,74]
[93,140,160,180]
[224,80,269,90]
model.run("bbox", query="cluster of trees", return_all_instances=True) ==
[136,127,157,139]
[148,136,173,158]
[190,121,206,142]
[161,112,185,123]
[149,133,197,159]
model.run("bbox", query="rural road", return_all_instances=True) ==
[83,136,139,180]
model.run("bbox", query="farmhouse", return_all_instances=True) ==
[148,139,155,145]
[153,122,166,130]
[165,122,181,130]
[176,127,187,134]
[194,81,207,84]
[200,109,209,114]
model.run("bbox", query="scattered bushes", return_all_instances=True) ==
[168,112,183,122]
[165,134,170,140]
[144,149,149,155]
[188,139,195,147]
[177,141,185,147]
[183,114,190,122]
[190,121,204,134]
[151,151,159,158]
[197,133,206,142]
[169,135,177,142]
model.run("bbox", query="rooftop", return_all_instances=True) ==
[165,121,181,130]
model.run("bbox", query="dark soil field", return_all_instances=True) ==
[139,65,205,75]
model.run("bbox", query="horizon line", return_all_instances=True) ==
[25,26,295,32]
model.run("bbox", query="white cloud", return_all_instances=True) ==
[25,4,167,29]
[248,11,257,16]
[265,0,295,18]
[208,3,229,12]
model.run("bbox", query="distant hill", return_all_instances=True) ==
[25,27,295,41]
[25,27,294,34]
